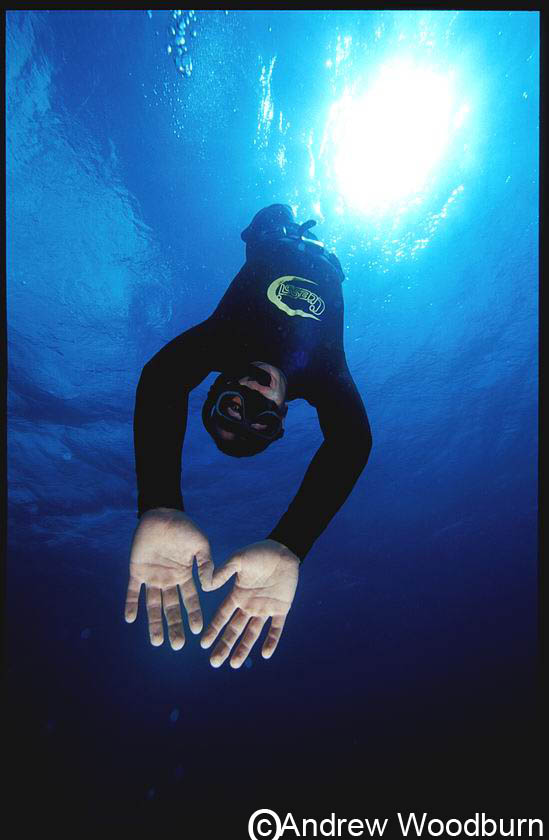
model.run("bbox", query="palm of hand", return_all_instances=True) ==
[130,529,194,589]
[230,552,297,616]
[201,540,299,668]
[125,509,213,649]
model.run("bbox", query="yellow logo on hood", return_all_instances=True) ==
[267,276,325,321]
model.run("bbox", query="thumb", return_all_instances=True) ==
[195,548,214,591]
[210,557,240,590]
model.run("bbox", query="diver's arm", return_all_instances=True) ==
[267,362,372,561]
[134,318,217,516]
[128,321,220,650]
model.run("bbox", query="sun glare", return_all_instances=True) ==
[324,58,462,215]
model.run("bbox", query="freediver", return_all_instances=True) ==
[125,204,372,667]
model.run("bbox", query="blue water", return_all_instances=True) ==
[6,10,539,827]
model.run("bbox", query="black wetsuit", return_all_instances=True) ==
[134,237,372,561]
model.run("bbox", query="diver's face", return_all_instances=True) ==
[216,362,287,442]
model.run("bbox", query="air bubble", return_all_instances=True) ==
[166,9,197,77]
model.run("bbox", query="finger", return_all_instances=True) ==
[261,615,287,659]
[146,586,164,647]
[210,609,250,668]
[200,591,238,650]
[230,617,266,669]
[179,578,203,634]
[162,586,185,650]
[125,576,142,623]
[209,557,240,590]
[195,547,214,591]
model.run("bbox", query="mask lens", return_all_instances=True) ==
[214,389,282,440]
[217,392,243,421]
[253,411,281,438]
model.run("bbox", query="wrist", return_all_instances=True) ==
[140,507,186,522]
[265,538,301,565]
[265,536,303,563]
[138,496,184,518]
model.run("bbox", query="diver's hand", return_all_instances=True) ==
[125,508,214,650]
[201,539,299,668]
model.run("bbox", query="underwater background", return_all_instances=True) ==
[6,9,539,829]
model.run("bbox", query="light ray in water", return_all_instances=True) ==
[320,55,471,218]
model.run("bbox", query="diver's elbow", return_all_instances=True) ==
[341,424,372,467]
[360,427,373,463]
[136,357,157,398]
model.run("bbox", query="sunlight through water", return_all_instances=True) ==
[321,56,469,217]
